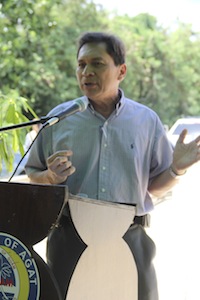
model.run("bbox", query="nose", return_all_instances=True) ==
[82,64,95,76]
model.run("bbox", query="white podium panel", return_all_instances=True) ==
[66,197,138,300]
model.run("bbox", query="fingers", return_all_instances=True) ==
[50,158,72,173]
[47,150,73,164]
[60,164,76,177]
[177,130,200,146]
[176,129,188,144]
[194,135,200,145]
[196,136,200,155]
[47,150,75,183]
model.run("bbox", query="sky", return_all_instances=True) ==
[93,0,200,31]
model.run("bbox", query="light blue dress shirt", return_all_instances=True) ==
[26,89,173,215]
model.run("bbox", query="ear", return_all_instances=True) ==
[118,64,127,82]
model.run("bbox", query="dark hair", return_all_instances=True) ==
[77,32,126,66]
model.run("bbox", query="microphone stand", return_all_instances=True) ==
[0,116,54,182]
[0,116,52,132]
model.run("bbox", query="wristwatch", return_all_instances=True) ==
[169,165,186,179]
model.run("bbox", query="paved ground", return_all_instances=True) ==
[147,162,200,300]
[34,162,200,300]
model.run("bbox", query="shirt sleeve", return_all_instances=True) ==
[149,116,173,182]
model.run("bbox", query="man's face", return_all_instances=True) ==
[76,42,126,102]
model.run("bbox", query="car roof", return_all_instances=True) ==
[168,117,200,135]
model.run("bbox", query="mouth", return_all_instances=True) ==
[83,82,98,90]
[84,82,96,86]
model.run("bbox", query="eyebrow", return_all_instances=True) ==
[78,57,104,62]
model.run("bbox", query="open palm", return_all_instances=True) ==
[173,129,200,172]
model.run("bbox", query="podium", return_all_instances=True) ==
[66,196,138,299]
[47,195,138,300]
[0,181,141,300]
[0,181,67,300]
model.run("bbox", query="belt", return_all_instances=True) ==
[62,204,150,227]
[134,214,151,228]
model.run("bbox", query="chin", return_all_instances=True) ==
[83,90,99,99]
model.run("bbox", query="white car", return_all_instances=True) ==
[167,117,200,147]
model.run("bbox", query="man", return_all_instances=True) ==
[25,32,200,299]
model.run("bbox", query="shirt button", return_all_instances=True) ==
[101,188,106,193]
[102,166,106,171]
[104,143,107,147]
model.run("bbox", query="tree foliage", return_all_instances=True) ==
[0,90,37,172]
[110,13,200,124]
[0,0,108,115]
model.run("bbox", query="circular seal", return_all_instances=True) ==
[0,232,40,300]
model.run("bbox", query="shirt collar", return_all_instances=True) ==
[87,88,125,116]
[115,88,125,116]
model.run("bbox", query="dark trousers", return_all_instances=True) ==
[47,211,158,300]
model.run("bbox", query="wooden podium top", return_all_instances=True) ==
[0,181,67,246]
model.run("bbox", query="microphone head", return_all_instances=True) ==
[75,97,88,112]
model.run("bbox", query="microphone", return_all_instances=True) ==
[43,98,88,128]
[8,98,88,181]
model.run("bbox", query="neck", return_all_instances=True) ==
[92,102,115,118]
[89,91,121,118]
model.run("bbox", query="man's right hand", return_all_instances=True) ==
[46,150,76,184]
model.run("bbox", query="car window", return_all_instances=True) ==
[173,124,200,135]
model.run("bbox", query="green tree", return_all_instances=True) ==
[0,91,37,174]
[109,13,200,125]
[0,0,110,115]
